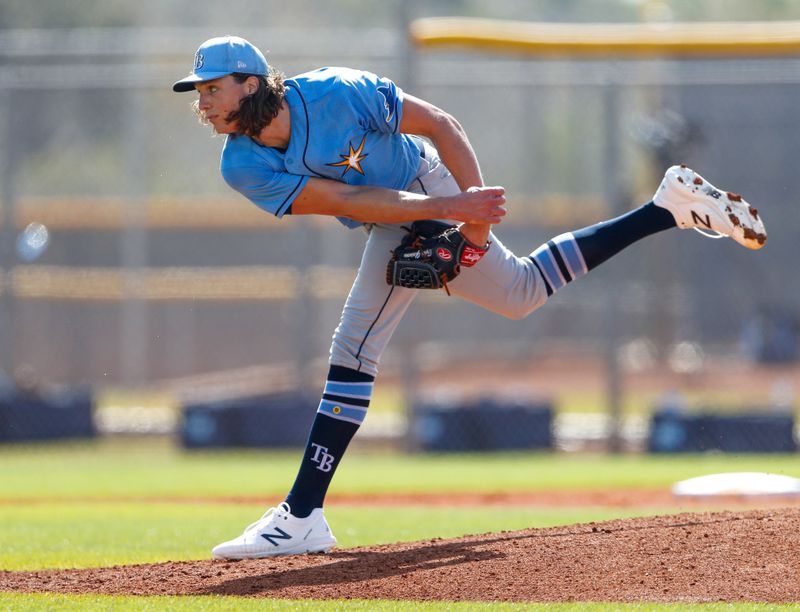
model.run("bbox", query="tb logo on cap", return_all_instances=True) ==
[194,52,204,70]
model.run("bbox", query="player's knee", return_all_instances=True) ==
[496,301,540,321]
[492,303,535,321]
[496,291,549,320]
[329,336,379,377]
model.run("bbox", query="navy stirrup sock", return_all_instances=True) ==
[530,201,676,296]
[284,365,374,518]
[572,201,676,270]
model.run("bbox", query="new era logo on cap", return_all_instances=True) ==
[172,35,269,92]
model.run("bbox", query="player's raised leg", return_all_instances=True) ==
[530,165,767,296]
[450,165,767,317]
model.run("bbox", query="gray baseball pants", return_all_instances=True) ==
[330,141,550,376]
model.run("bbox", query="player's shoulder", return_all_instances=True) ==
[288,67,385,100]
[221,134,277,162]
[220,136,283,181]
[292,66,373,84]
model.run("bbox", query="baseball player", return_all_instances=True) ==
[173,36,767,560]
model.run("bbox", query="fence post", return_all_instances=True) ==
[602,75,625,453]
[0,89,17,382]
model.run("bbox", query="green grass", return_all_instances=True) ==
[1,594,798,611]
[2,439,799,609]
[1,593,794,611]
[1,437,798,499]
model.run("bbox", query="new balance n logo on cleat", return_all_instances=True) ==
[211,503,337,559]
[653,165,768,250]
[690,211,712,229]
[261,527,292,546]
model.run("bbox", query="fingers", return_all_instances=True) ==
[445,186,508,224]
[467,185,505,197]
[484,210,506,224]
[487,206,507,224]
[470,187,506,223]
[462,204,506,224]
[481,202,507,224]
[473,187,506,205]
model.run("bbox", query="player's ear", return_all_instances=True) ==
[245,75,260,95]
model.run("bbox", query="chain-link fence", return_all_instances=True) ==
[1,18,798,451]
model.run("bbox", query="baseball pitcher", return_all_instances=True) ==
[173,36,767,560]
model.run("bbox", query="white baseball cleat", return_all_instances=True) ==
[211,502,337,560]
[653,165,767,250]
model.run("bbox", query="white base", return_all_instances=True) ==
[672,472,800,497]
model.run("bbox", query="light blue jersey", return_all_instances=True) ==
[220,67,422,228]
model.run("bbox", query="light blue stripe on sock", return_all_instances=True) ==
[318,399,367,425]
[323,381,374,399]
[552,232,588,278]
[530,246,566,290]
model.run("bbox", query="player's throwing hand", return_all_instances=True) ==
[443,186,507,224]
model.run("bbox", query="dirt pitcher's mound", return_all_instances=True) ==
[2,509,799,603]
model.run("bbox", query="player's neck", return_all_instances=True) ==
[253,101,291,149]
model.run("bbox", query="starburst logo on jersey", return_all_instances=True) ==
[376,84,396,123]
[327,135,369,176]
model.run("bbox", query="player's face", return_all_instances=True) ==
[194,76,249,134]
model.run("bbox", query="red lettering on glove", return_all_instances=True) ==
[460,244,488,267]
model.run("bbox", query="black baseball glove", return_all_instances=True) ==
[386,220,490,294]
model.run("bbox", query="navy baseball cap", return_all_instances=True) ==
[172,36,268,92]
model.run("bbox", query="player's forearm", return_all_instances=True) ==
[291,179,505,225]
[301,186,453,223]
[403,101,491,244]
[343,188,458,223]
[399,95,483,190]
[426,116,491,243]
[426,115,484,191]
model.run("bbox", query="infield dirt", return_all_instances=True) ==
[2,508,799,603]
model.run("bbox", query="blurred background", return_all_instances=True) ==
[1,0,799,454]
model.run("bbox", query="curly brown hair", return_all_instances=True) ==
[191,67,286,137]
[227,68,286,137]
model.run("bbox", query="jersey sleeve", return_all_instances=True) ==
[221,164,309,218]
[349,70,404,135]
